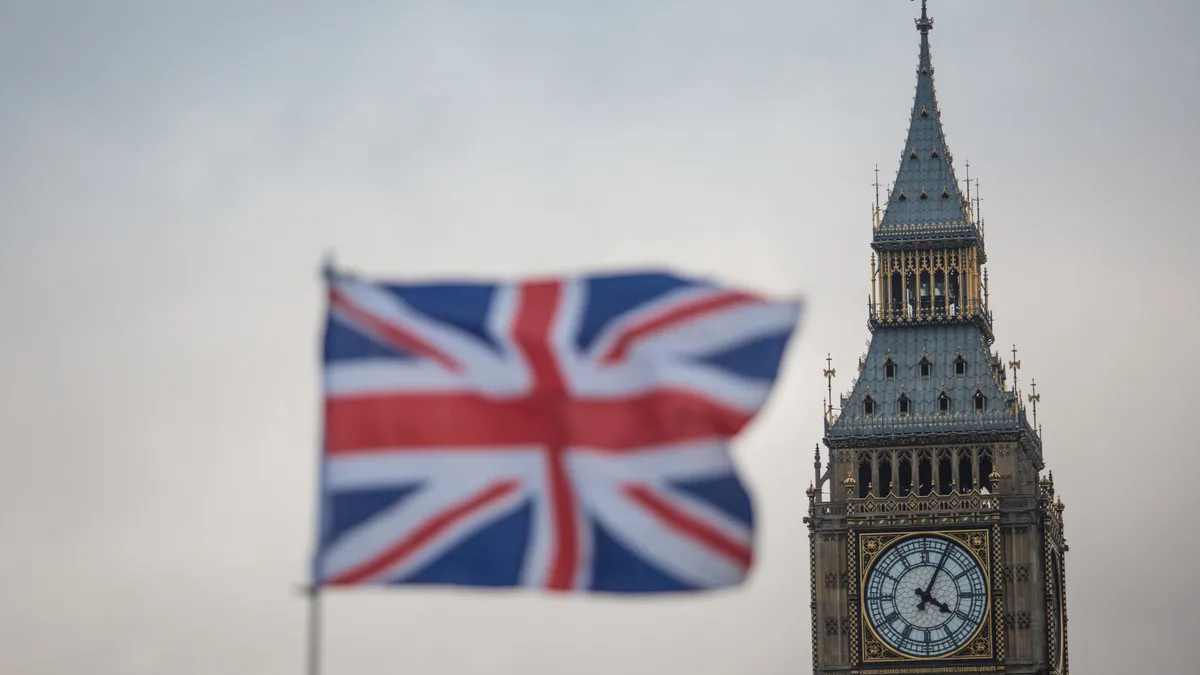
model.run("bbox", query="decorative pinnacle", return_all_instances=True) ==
[1028,379,1041,431]
[823,354,837,424]
[1008,345,1021,394]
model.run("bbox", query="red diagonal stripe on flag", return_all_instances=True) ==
[623,484,752,569]
[600,290,760,364]
[327,480,521,585]
[330,287,462,372]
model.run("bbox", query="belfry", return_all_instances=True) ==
[806,3,1068,674]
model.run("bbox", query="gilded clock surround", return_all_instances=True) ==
[807,4,1068,675]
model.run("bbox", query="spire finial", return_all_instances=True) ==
[915,0,933,33]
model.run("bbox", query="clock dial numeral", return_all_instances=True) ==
[862,534,990,659]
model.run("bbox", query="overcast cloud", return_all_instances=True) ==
[1,1,1197,673]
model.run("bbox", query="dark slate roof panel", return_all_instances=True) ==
[829,324,1020,438]
[875,11,980,243]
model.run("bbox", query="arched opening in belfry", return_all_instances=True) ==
[919,271,932,316]
[858,457,872,499]
[979,449,995,492]
[958,453,974,492]
[948,269,961,314]
[878,456,893,496]
[933,270,946,316]
[890,271,903,317]
[917,453,933,496]
[898,456,914,496]
[937,451,954,495]
[906,271,917,317]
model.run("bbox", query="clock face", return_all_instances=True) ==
[1048,549,1064,673]
[863,534,989,658]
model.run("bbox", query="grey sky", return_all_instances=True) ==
[1,1,1197,673]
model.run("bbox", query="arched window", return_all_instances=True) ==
[937,451,954,495]
[954,355,967,376]
[898,394,911,416]
[918,454,933,496]
[898,456,914,496]
[879,456,893,497]
[858,457,872,499]
[974,390,987,412]
[884,358,897,380]
[958,453,973,493]
[863,396,876,416]
[919,357,932,379]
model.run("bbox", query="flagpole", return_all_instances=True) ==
[306,584,322,675]
[306,252,337,675]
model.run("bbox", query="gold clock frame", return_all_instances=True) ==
[851,527,1004,669]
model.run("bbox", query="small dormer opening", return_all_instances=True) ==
[898,394,911,416]
[910,148,918,159]
[920,106,929,117]
[955,355,968,376]
[884,358,897,380]
[919,357,932,379]
[863,395,876,416]
[941,188,950,199]
[898,191,907,201]
[974,390,987,412]
[931,148,939,158]
[919,188,929,200]
[938,392,951,414]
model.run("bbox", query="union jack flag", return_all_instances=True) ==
[316,269,801,593]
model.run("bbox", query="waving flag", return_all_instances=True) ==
[315,269,801,593]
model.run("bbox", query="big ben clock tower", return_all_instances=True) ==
[807,3,1068,675]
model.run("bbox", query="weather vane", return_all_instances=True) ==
[1027,379,1041,433]
[823,354,837,423]
[1008,345,1021,396]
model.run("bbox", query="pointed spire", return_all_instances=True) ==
[875,1,978,244]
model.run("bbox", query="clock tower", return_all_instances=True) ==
[806,4,1068,675]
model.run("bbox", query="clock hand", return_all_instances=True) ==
[925,544,951,593]
[917,544,951,610]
